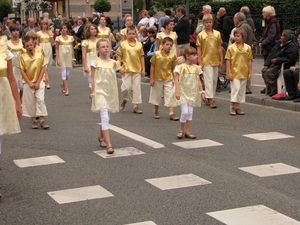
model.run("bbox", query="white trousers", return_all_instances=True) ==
[121,72,142,104]
[22,82,48,117]
[203,66,218,98]
[180,103,194,123]
[230,79,247,103]
[100,108,110,130]
[61,68,70,80]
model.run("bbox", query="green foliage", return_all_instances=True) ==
[94,0,111,13]
[150,0,185,11]
[0,0,13,22]
[189,0,300,39]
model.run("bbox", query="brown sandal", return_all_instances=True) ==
[185,133,196,139]
[107,146,114,154]
[177,131,184,139]
[98,137,107,148]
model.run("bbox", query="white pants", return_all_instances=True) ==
[149,80,174,106]
[203,66,218,98]
[88,76,92,88]
[100,108,110,130]
[180,103,194,123]
[121,72,142,104]
[22,82,48,117]
[230,79,247,103]
[61,68,70,80]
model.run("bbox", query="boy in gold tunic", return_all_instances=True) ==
[196,14,223,108]
[225,28,253,115]
[117,26,145,114]
[149,37,179,120]
[18,36,49,129]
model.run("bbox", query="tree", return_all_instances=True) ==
[0,0,13,22]
[151,0,185,11]
[94,0,111,14]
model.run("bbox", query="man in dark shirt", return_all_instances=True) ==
[217,7,231,47]
[173,6,190,55]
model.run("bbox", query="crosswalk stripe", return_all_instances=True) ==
[13,155,65,168]
[207,205,300,224]
[108,124,165,149]
[47,185,114,204]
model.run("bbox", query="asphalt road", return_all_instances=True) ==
[1,60,300,225]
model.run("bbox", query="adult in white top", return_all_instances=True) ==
[147,10,156,28]
[138,9,149,27]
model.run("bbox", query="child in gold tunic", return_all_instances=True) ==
[225,28,253,115]
[91,39,121,154]
[117,26,145,114]
[196,14,223,108]
[0,46,22,198]
[149,37,178,120]
[174,47,206,139]
[18,37,49,129]
[56,24,75,96]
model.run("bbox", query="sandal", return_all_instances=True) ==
[98,137,107,148]
[107,146,114,154]
[60,83,65,93]
[185,133,196,139]
[177,131,184,139]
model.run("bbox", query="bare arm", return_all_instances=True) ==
[248,59,252,81]
[7,59,22,120]
[218,45,223,68]
[197,46,202,67]
[81,45,88,73]
[150,64,155,87]
[141,56,145,77]
[226,59,233,81]
[55,40,60,66]
[174,72,180,100]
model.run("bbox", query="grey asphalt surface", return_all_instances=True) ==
[0,60,300,225]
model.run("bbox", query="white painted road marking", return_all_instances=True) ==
[239,163,300,177]
[14,155,65,168]
[48,185,114,204]
[107,124,165,149]
[146,173,211,190]
[94,147,145,158]
[207,205,300,224]
[172,139,223,149]
[243,132,294,141]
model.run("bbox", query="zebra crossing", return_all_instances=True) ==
[11,126,300,224]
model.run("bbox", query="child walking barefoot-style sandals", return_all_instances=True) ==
[98,137,114,154]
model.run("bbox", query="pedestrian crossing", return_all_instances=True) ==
[11,128,300,224]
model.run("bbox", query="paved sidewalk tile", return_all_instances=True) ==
[207,205,300,224]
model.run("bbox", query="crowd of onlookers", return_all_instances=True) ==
[1,4,299,102]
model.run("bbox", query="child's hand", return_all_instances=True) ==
[16,105,22,120]
[248,74,252,81]
[218,61,223,69]
[84,66,89,73]
[57,60,61,67]
[34,82,40,90]
[119,68,125,75]
[201,92,206,102]
[141,70,145,77]
[150,78,155,87]
[228,74,234,81]
[176,92,180,100]
[72,60,75,67]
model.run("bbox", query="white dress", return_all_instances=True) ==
[0,46,21,141]
[170,63,202,107]
[81,39,98,76]
[91,58,121,113]
[55,35,74,68]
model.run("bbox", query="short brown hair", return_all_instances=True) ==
[233,28,246,38]
[183,46,197,59]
